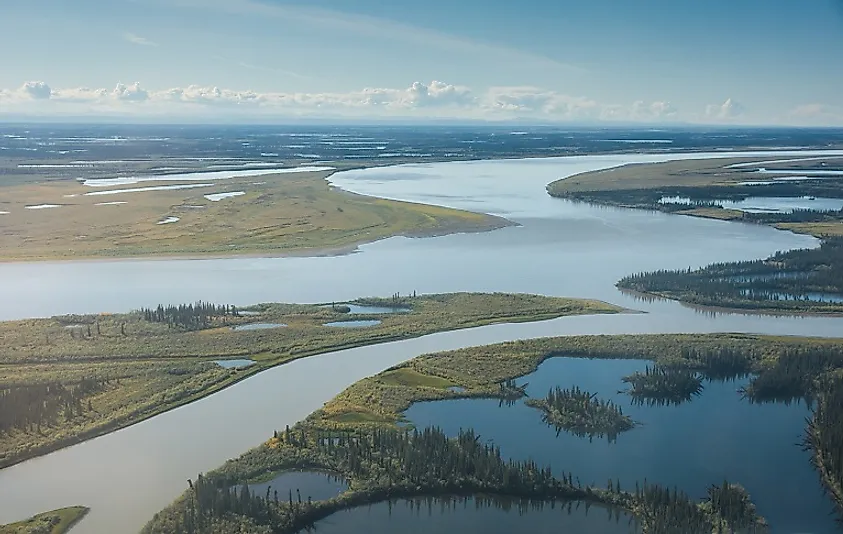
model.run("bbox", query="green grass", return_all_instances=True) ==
[0,507,89,534]
[0,292,623,469]
[378,368,454,388]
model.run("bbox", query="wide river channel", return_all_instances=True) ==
[2,150,843,533]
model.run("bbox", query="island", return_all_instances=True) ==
[0,292,622,469]
[0,507,89,534]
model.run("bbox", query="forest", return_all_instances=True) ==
[524,386,635,441]
[144,332,843,533]
[140,302,241,330]
[618,238,843,314]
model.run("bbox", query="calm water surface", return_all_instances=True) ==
[2,151,843,533]
[406,357,834,533]
[309,496,638,534]
[247,471,348,502]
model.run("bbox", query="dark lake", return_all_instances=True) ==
[307,495,638,534]
[247,470,347,502]
[405,357,837,533]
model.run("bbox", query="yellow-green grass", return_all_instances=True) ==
[547,157,760,194]
[774,221,843,237]
[0,170,505,262]
[307,332,843,431]
[0,293,624,469]
[0,507,89,534]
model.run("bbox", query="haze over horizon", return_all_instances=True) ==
[1,0,841,126]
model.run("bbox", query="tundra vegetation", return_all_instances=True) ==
[0,507,89,534]
[0,170,506,261]
[145,332,843,533]
[0,292,619,469]
[546,156,843,238]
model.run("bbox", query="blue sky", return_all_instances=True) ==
[0,0,841,124]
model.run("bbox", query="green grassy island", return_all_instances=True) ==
[0,292,621,470]
[0,507,89,534]
[142,332,843,533]
[525,386,635,441]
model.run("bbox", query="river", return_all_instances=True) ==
[1,150,843,533]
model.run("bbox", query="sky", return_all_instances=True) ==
[0,0,842,125]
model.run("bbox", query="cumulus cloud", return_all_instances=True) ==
[123,33,158,47]
[706,98,744,120]
[20,81,52,99]
[0,79,788,125]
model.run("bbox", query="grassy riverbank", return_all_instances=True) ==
[0,292,621,470]
[0,507,89,534]
[547,156,843,238]
[0,168,507,262]
[145,332,843,533]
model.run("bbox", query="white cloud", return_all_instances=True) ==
[20,81,52,99]
[124,33,158,47]
[705,98,744,120]
[2,79,832,125]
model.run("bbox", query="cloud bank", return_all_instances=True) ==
[0,80,838,125]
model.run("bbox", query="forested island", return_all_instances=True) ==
[0,292,620,469]
[622,366,704,406]
[145,332,843,533]
[618,238,843,314]
[525,386,636,440]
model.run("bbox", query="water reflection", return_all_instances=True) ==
[404,357,837,533]
[306,495,639,534]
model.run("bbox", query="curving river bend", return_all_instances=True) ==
[2,150,843,533]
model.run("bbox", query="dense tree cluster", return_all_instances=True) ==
[618,239,843,312]
[525,386,634,441]
[622,366,704,406]
[140,302,240,330]
[144,423,767,534]
[0,378,108,434]
[806,380,843,517]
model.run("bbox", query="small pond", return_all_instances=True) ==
[323,320,382,328]
[214,359,256,369]
[403,357,836,533]
[328,304,411,314]
[231,322,287,331]
[306,495,638,534]
[248,470,347,502]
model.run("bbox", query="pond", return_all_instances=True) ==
[324,320,382,328]
[326,304,411,314]
[247,470,347,502]
[307,495,638,534]
[231,322,287,331]
[214,359,256,369]
[404,357,835,533]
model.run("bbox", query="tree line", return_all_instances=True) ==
[618,238,843,312]
[140,302,241,330]
[0,378,109,434]
[143,423,767,533]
